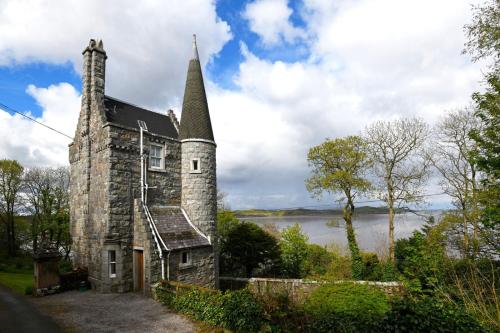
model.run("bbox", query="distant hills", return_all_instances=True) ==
[233,206,412,218]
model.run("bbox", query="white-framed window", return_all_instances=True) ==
[190,158,201,173]
[180,251,192,267]
[149,144,163,169]
[108,250,117,278]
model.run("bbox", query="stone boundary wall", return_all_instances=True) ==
[220,277,404,303]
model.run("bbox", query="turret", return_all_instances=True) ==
[179,35,217,242]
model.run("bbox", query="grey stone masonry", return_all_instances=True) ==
[70,38,218,294]
[181,141,217,240]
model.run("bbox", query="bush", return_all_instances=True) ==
[280,224,309,278]
[305,244,333,277]
[379,297,488,333]
[304,282,390,332]
[156,283,262,332]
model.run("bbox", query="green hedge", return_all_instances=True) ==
[156,283,262,332]
[156,282,489,333]
[378,298,488,333]
[304,282,390,333]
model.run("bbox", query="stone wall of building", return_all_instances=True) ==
[169,247,215,288]
[69,40,111,292]
[180,141,217,239]
[132,199,161,295]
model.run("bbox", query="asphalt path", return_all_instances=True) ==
[0,285,63,333]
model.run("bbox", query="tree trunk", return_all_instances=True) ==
[343,200,363,279]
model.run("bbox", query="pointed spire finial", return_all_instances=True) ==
[192,34,199,60]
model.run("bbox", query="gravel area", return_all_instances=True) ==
[32,290,196,333]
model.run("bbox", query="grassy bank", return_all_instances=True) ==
[0,270,33,294]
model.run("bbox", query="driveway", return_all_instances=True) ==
[31,290,196,333]
[0,284,63,333]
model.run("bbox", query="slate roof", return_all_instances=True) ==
[178,37,214,141]
[104,96,178,139]
[149,206,211,250]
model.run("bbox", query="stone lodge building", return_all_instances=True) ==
[69,37,217,293]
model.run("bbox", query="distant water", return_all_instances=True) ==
[244,213,435,254]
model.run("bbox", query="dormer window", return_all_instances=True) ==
[190,158,201,173]
[150,144,164,169]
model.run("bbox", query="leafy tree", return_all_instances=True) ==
[0,159,24,256]
[463,0,499,63]
[23,166,70,256]
[464,0,499,257]
[306,136,371,279]
[219,219,281,278]
[279,224,309,278]
[364,118,430,262]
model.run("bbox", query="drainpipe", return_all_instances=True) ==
[167,251,171,281]
[160,255,165,280]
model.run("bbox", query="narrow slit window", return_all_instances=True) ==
[190,158,201,173]
[109,250,117,278]
[150,144,163,169]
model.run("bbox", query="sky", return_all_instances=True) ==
[0,0,488,210]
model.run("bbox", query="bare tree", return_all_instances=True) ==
[0,159,24,256]
[431,108,481,257]
[364,118,430,262]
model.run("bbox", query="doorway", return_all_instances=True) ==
[134,250,144,292]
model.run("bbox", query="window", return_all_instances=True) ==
[108,250,117,278]
[150,144,163,169]
[190,158,201,173]
[180,251,191,267]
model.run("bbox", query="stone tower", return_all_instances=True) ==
[179,35,217,247]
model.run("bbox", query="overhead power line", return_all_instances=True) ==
[0,102,73,140]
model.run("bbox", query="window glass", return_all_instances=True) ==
[150,145,163,168]
[109,250,117,277]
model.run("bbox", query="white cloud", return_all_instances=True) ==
[0,0,488,209]
[0,0,231,109]
[0,83,80,167]
[243,0,306,46]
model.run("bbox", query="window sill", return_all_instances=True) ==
[179,263,193,270]
[189,170,202,174]
[148,168,166,173]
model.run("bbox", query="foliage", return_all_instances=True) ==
[395,230,447,294]
[257,292,307,333]
[156,283,262,332]
[379,297,488,333]
[279,224,309,278]
[218,219,281,277]
[463,0,500,62]
[305,243,333,277]
[24,167,71,257]
[306,136,372,279]
[304,282,390,333]
[0,159,24,256]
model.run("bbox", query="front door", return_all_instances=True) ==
[135,250,144,292]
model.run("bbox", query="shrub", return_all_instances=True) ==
[280,224,309,278]
[379,297,488,333]
[304,282,390,332]
[305,244,333,277]
[156,283,262,332]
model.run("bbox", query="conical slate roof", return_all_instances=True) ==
[179,35,214,141]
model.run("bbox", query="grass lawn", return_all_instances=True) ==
[0,270,33,294]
